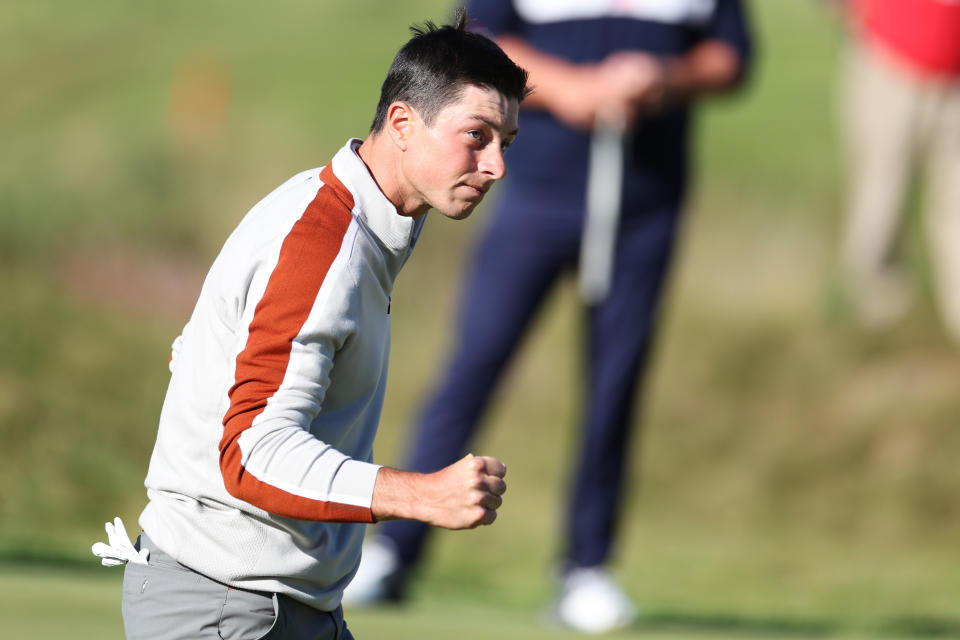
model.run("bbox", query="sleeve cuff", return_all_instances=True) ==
[329,459,381,510]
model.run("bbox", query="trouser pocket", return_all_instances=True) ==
[218,587,279,640]
[122,534,278,640]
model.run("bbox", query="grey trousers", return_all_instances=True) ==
[122,533,354,640]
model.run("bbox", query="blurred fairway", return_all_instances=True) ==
[2,1,960,638]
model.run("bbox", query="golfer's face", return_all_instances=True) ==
[405,85,519,220]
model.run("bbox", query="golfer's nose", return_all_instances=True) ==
[479,146,506,180]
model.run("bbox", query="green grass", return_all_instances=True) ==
[3,0,960,638]
[5,536,960,640]
[0,566,123,638]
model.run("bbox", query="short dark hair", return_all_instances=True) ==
[370,7,529,133]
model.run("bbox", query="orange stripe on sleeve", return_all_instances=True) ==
[219,167,373,523]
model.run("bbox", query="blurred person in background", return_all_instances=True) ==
[92,11,529,640]
[345,0,752,633]
[838,0,960,339]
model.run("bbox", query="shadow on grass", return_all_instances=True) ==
[637,611,835,638]
[635,610,960,639]
[877,617,960,638]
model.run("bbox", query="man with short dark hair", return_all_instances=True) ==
[93,10,528,639]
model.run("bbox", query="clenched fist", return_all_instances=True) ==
[371,454,507,529]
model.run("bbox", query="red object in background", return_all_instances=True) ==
[856,0,960,78]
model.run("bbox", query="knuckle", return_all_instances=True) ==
[471,506,487,526]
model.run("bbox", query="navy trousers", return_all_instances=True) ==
[381,184,680,573]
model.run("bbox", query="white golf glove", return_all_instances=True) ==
[91,517,149,567]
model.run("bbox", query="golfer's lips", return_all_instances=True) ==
[463,182,491,200]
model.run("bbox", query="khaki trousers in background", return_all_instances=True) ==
[841,40,960,341]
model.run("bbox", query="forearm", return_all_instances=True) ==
[494,34,590,113]
[661,40,746,103]
[219,419,379,522]
[371,454,507,530]
[370,467,429,522]
[495,35,747,129]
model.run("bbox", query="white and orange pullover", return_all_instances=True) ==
[138,139,424,611]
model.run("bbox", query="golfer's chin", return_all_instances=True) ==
[435,197,481,220]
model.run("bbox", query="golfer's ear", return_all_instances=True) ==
[386,101,415,151]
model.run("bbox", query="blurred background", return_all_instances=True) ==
[2,1,959,638]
